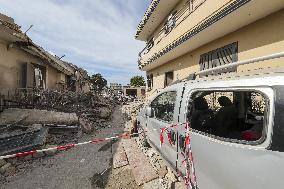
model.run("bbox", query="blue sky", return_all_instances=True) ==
[0,0,150,84]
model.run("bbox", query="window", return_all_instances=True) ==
[146,38,154,52]
[147,74,153,90]
[164,11,177,34]
[151,91,177,123]
[187,90,268,144]
[199,42,238,76]
[164,71,174,87]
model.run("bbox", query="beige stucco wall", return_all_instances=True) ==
[142,0,232,62]
[46,65,59,90]
[0,41,43,95]
[123,87,146,99]
[146,9,284,94]
[0,40,68,95]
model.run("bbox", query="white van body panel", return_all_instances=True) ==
[138,71,284,189]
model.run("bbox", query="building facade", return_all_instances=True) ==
[123,85,146,99]
[135,0,284,96]
[0,13,90,98]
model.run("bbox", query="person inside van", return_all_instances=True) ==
[215,96,238,138]
[191,97,214,132]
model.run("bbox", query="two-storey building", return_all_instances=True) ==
[135,0,284,95]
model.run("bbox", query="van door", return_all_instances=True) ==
[147,87,182,168]
[179,87,280,189]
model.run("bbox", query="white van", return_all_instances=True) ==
[137,56,284,189]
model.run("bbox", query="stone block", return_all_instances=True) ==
[0,163,11,174]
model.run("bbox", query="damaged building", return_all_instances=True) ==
[123,85,146,99]
[0,13,90,102]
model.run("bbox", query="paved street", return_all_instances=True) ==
[1,106,131,189]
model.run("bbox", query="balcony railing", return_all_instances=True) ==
[138,0,207,61]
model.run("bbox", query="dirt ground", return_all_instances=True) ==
[0,106,140,189]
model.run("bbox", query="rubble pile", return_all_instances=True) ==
[122,101,185,188]
[36,90,115,131]
[34,90,112,114]
[0,123,75,179]
[122,101,144,121]
[0,90,116,181]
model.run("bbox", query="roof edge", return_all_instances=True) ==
[135,0,161,40]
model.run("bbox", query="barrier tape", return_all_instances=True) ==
[159,122,198,189]
[185,122,197,189]
[0,131,143,160]
[159,122,186,147]
[1,122,197,188]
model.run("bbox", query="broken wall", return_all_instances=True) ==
[0,41,43,97]
[46,65,67,90]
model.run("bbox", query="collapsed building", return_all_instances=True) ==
[0,13,90,108]
[0,13,116,180]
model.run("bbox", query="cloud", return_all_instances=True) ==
[0,0,149,84]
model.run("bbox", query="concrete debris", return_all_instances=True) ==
[44,145,58,156]
[0,163,12,174]
[0,159,7,167]
[112,141,129,169]
[142,179,160,189]
[0,108,78,126]
[0,161,17,177]
[121,101,186,188]
[34,90,113,114]
[46,124,79,134]
[0,125,48,156]
[123,138,158,186]
[32,151,45,158]
[79,117,94,134]
[3,165,17,177]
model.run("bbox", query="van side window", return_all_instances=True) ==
[151,91,177,123]
[187,90,268,144]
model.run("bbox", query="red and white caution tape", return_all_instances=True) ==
[184,122,198,189]
[159,122,186,147]
[159,122,198,188]
[0,131,143,160]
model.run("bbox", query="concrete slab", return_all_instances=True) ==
[112,141,128,169]
[123,139,158,186]
[0,108,78,125]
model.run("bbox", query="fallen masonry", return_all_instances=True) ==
[120,138,159,186]
[0,90,117,182]
[46,124,79,134]
[0,95,186,188]
[118,102,186,188]
[0,125,48,156]
[112,141,129,169]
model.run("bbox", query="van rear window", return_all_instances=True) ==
[187,90,268,144]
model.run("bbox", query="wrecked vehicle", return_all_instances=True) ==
[137,63,284,188]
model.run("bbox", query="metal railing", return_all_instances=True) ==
[196,51,284,76]
[0,88,35,111]
[138,0,207,59]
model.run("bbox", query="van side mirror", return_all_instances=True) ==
[146,107,153,117]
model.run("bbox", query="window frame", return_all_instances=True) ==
[147,74,153,90]
[150,90,177,124]
[164,10,177,34]
[185,87,271,146]
[164,71,174,87]
[199,42,238,76]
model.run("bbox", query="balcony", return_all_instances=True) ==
[138,0,284,71]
